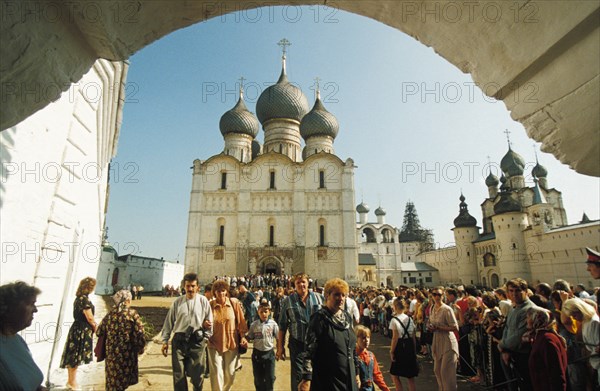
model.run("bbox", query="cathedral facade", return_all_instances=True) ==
[184,53,358,284]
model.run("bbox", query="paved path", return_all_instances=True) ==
[52,296,482,390]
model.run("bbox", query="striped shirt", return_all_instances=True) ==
[278,291,324,343]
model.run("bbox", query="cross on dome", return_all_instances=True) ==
[503,129,512,148]
[238,76,246,98]
[277,38,291,57]
[313,76,322,100]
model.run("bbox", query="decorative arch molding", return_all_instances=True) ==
[488,271,501,288]
[256,256,284,275]
[1,2,598,174]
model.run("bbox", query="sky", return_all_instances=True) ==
[105,6,600,261]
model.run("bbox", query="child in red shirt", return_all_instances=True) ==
[355,325,391,391]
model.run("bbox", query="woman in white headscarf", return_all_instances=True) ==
[97,289,146,391]
[561,298,600,385]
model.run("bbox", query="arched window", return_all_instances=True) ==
[220,172,227,190]
[269,225,274,247]
[382,228,393,243]
[319,170,325,188]
[319,225,325,246]
[269,171,275,189]
[218,225,225,246]
[363,228,376,243]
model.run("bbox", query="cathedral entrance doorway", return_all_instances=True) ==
[257,257,283,275]
[490,273,500,288]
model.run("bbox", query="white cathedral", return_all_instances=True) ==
[184,47,358,284]
[184,44,599,289]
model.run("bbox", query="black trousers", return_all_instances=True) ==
[252,349,276,391]
[172,333,207,391]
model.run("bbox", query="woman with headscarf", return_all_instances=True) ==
[524,306,568,391]
[561,298,600,385]
[60,277,97,390]
[97,289,146,391]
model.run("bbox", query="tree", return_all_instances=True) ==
[399,202,434,252]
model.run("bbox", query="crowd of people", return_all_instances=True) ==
[1,247,599,390]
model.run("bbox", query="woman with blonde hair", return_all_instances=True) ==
[60,277,97,390]
[298,278,359,391]
[97,289,146,390]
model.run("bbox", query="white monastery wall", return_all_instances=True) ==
[0,59,126,382]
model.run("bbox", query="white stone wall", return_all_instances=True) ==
[118,255,184,292]
[0,59,126,382]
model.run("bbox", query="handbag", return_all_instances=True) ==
[94,334,106,362]
[232,298,247,354]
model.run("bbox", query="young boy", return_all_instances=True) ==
[355,325,391,391]
[247,302,279,391]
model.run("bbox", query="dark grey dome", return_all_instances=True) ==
[532,162,548,178]
[485,172,499,187]
[256,69,309,124]
[219,97,259,138]
[300,97,339,139]
[454,194,477,228]
[375,207,386,216]
[356,202,370,213]
[494,192,522,214]
[500,148,525,176]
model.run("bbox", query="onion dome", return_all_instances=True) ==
[219,94,259,138]
[532,162,548,178]
[454,194,477,228]
[256,62,309,124]
[300,93,339,140]
[485,172,499,187]
[500,148,525,176]
[493,192,522,214]
[356,202,370,214]
[375,207,386,216]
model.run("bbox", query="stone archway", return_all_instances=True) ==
[1,2,598,174]
[257,256,284,275]
[490,273,500,288]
